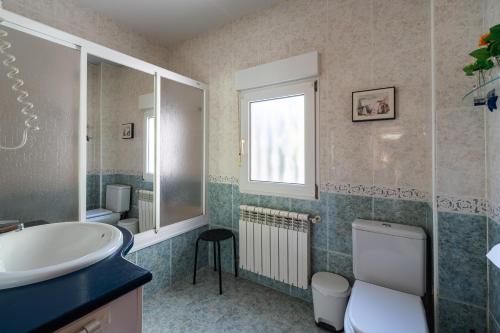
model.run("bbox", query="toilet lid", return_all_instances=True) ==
[347,280,428,333]
[86,208,112,219]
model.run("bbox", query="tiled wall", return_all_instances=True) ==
[485,1,500,332]
[6,0,498,331]
[207,182,433,304]
[433,3,488,329]
[167,0,432,199]
[437,212,488,332]
[489,217,500,333]
[126,226,209,298]
[165,0,492,331]
[433,0,500,332]
[87,173,153,218]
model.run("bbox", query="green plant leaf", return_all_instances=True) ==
[487,30,500,42]
[470,48,491,60]
[463,64,474,71]
[489,41,500,57]
[475,59,495,71]
[491,24,500,34]
[463,64,475,76]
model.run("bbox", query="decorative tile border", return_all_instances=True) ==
[488,201,500,222]
[207,175,238,184]
[87,169,100,175]
[321,183,430,202]
[437,195,489,216]
[95,169,143,176]
[207,175,430,202]
[204,176,497,214]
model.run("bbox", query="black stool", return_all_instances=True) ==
[193,228,237,294]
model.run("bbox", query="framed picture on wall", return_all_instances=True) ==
[121,123,134,139]
[352,87,396,122]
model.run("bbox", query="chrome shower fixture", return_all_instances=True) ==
[0,27,39,150]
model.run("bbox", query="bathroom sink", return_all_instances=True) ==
[0,222,123,290]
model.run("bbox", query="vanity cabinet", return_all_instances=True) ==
[56,288,143,333]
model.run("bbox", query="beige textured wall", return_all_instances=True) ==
[87,63,100,174]
[486,0,500,212]
[2,0,170,68]
[90,62,154,175]
[167,0,432,196]
[434,0,486,206]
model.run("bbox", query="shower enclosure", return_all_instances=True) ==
[0,8,207,246]
[0,25,80,222]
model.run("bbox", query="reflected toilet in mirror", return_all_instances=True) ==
[86,55,155,235]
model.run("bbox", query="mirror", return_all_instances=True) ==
[86,55,155,235]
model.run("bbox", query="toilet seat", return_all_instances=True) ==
[344,280,428,333]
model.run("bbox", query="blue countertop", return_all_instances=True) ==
[0,225,152,333]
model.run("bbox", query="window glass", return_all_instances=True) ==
[145,114,155,177]
[250,95,305,184]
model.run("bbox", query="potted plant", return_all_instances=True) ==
[463,24,500,110]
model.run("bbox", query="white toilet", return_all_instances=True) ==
[86,185,138,234]
[344,219,429,333]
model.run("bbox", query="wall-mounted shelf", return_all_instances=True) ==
[463,73,499,111]
[463,75,500,100]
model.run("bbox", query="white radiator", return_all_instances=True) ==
[138,190,155,232]
[239,205,316,289]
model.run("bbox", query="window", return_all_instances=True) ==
[143,110,155,182]
[240,80,317,199]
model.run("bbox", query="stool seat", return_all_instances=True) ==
[199,228,234,241]
[193,227,237,294]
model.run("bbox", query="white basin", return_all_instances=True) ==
[0,222,123,290]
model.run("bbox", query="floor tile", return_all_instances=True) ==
[143,267,322,333]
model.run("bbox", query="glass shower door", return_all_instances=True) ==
[0,25,80,223]
[159,78,204,227]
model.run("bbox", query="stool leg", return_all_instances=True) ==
[232,234,238,277]
[213,242,217,271]
[193,238,200,285]
[217,240,222,295]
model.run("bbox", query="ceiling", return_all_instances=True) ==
[79,0,282,46]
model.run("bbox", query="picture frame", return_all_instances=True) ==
[352,87,396,122]
[121,123,134,139]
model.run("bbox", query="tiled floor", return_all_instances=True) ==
[143,267,323,332]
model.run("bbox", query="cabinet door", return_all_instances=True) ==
[56,288,142,333]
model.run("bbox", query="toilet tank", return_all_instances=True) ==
[352,219,427,296]
[106,185,131,213]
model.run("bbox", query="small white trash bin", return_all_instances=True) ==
[312,272,351,331]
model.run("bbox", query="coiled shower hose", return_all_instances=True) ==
[0,27,38,150]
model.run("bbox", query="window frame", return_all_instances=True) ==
[239,79,317,200]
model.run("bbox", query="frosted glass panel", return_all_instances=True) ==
[160,78,203,227]
[250,95,305,184]
[0,26,80,222]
